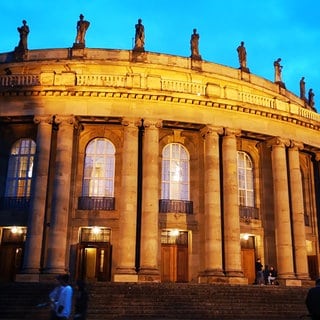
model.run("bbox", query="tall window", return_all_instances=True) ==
[237,151,254,207]
[82,138,115,197]
[161,143,189,200]
[5,138,36,197]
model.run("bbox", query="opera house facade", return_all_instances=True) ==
[0,19,319,286]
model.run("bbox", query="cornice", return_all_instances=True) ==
[0,89,319,132]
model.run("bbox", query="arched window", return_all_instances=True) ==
[82,138,115,198]
[237,151,254,207]
[5,138,36,197]
[161,143,189,201]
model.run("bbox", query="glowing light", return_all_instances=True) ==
[11,226,23,234]
[92,226,101,235]
[169,229,180,237]
[242,233,249,240]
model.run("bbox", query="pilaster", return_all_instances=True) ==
[222,128,246,283]
[267,137,295,281]
[138,119,162,282]
[114,118,141,282]
[44,115,76,274]
[288,141,309,281]
[16,115,53,282]
[198,126,225,283]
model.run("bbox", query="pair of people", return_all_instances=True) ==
[49,274,88,320]
[256,259,278,285]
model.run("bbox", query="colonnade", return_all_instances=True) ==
[20,116,311,284]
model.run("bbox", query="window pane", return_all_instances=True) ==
[161,143,190,200]
[5,138,35,197]
[237,151,254,207]
[82,138,115,197]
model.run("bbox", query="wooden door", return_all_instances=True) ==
[77,244,112,281]
[308,255,319,280]
[0,245,23,282]
[241,248,255,284]
[161,244,188,282]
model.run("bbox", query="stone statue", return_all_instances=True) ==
[308,88,315,109]
[17,20,29,51]
[190,28,201,60]
[274,58,283,83]
[237,41,248,71]
[74,14,90,47]
[134,19,145,51]
[300,77,306,100]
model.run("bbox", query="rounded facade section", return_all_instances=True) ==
[0,48,319,284]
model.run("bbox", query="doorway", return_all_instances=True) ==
[77,227,112,282]
[77,244,112,281]
[161,230,188,282]
[241,235,256,284]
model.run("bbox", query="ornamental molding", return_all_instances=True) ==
[0,89,320,131]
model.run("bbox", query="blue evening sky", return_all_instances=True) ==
[1,0,320,110]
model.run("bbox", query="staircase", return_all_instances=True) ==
[0,282,311,320]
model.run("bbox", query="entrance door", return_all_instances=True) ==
[241,248,255,284]
[161,244,188,282]
[0,245,23,282]
[308,255,319,280]
[77,244,112,281]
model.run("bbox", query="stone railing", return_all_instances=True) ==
[76,74,126,87]
[161,79,206,95]
[239,92,275,108]
[0,75,40,87]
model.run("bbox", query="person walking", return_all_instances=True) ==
[49,274,73,320]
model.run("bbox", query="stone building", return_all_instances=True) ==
[0,44,319,285]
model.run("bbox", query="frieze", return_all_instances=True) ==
[0,89,320,131]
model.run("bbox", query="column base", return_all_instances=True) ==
[278,278,302,286]
[114,274,139,282]
[114,267,138,282]
[15,273,40,282]
[138,267,161,282]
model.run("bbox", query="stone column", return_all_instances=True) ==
[18,116,53,281]
[199,125,224,282]
[45,115,76,274]
[114,118,141,282]
[267,137,296,282]
[222,128,244,283]
[139,119,162,282]
[288,141,309,280]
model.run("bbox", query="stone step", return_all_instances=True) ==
[0,282,311,320]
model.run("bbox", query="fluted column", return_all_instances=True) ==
[288,141,309,280]
[267,137,295,280]
[139,119,161,281]
[222,128,243,279]
[45,115,76,274]
[114,118,141,282]
[200,125,224,280]
[21,116,53,277]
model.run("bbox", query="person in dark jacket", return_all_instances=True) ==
[306,278,320,320]
[74,280,88,320]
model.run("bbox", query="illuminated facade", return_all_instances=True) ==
[0,47,319,285]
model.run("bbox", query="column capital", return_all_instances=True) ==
[201,125,224,138]
[143,119,162,129]
[121,117,142,128]
[313,150,320,162]
[290,140,304,151]
[34,115,53,125]
[224,128,241,137]
[266,136,290,149]
[54,115,78,127]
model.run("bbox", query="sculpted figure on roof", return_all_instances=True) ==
[74,14,90,47]
[133,18,145,51]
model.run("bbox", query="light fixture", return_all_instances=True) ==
[169,229,180,237]
[92,226,101,235]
